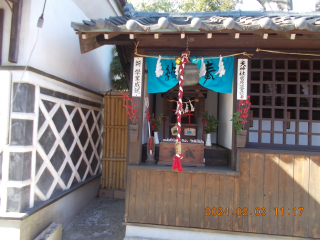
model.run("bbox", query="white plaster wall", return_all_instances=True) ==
[201,90,218,143]
[155,93,164,140]
[0,0,119,92]
[218,91,233,149]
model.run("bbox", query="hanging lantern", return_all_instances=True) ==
[178,62,199,86]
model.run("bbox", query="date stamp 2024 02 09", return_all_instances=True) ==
[205,207,304,216]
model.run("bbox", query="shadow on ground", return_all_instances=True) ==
[62,198,125,240]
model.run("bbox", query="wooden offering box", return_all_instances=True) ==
[158,142,204,167]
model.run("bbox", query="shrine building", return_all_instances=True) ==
[71,3,320,240]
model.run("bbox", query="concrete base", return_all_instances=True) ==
[34,222,62,240]
[124,225,308,240]
[0,176,100,240]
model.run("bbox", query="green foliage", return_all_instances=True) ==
[231,111,244,135]
[110,46,128,91]
[202,112,219,134]
[128,0,242,12]
[149,113,164,132]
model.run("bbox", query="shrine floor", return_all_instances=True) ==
[62,197,125,240]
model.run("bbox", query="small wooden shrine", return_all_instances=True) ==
[72,3,320,240]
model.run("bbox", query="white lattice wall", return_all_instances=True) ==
[0,71,104,213]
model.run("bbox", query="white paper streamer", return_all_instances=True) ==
[175,64,179,77]
[199,57,206,78]
[215,55,226,77]
[185,102,189,113]
[155,55,163,77]
[189,100,195,111]
[175,102,179,114]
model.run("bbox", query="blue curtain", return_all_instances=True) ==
[146,56,234,94]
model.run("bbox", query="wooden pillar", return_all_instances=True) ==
[127,45,145,165]
[9,0,23,63]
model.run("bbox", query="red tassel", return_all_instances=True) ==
[172,155,183,172]
[177,159,183,172]
[172,155,179,170]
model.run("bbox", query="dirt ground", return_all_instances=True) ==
[62,198,126,240]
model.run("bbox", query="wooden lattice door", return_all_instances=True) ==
[101,92,127,190]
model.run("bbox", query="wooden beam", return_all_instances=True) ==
[278,33,296,40]
[8,0,22,63]
[96,34,134,45]
[78,32,102,54]
[154,33,161,39]
[104,33,119,40]
[81,32,100,39]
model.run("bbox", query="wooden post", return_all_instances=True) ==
[162,117,166,139]
[127,46,145,165]
[8,0,23,63]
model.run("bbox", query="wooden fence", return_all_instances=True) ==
[101,93,127,190]
[126,151,320,239]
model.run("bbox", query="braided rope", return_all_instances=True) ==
[173,51,189,172]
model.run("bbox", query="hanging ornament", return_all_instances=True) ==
[199,57,206,78]
[175,64,179,77]
[175,102,179,114]
[189,100,195,112]
[175,56,182,65]
[185,102,189,113]
[215,55,226,77]
[181,103,184,114]
[155,55,163,77]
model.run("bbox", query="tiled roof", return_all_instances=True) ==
[71,3,320,33]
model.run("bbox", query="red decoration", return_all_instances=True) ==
[184,110,193,125]
[172,109,194,125]
[172,155,183,172]
[120,91,137,124]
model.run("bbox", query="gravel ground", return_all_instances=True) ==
[62,198,126,240]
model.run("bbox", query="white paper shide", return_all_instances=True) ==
[132,57,144,97]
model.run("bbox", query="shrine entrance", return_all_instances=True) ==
[163,84,207,141]
[142,84,230,167]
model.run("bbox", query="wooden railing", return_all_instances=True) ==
[101,93,127,190]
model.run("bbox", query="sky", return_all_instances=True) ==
[237,0,317,11]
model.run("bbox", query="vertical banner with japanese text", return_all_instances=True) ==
[237,58,248,100]
[132,57,143,97]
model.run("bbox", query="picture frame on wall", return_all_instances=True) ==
[184,128,196,136]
